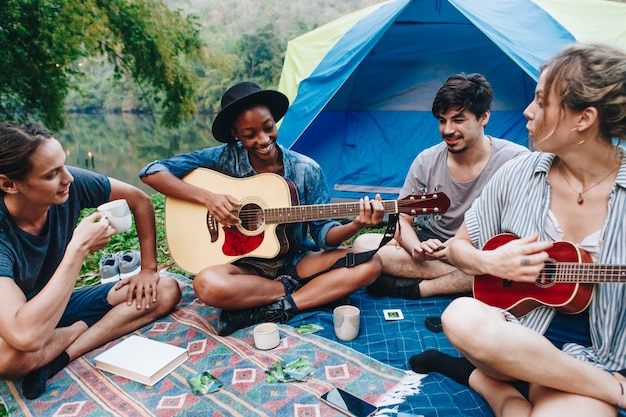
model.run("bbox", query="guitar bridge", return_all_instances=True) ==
[206,213,219,243]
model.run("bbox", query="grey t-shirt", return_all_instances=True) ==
[0,167,110,300]
[399,137,529,241]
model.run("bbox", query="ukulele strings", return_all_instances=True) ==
[550,263,626,283]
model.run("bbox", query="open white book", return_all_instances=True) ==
[94,335,189,386]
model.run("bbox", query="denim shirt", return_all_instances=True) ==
[139,142,340,263]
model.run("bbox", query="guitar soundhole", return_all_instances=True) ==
[239,203,264,232]
[536,261,557,287]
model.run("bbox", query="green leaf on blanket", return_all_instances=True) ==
[188,371,223,395]
[265,358,316,383]
[295,323,324,334]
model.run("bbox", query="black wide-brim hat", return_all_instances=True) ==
[212,81,290,143]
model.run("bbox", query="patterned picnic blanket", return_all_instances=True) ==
[0,273,412,417]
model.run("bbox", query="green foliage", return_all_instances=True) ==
[1,0,381,129]
[190,23,287,111]
[93,0,203,127]
[0,0,77,128]
[237,24,286,87]
[0,0,203,130]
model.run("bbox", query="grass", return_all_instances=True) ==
[75,193,189,288]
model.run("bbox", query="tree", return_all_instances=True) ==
[237,24,286,88]
[0,0,203,129]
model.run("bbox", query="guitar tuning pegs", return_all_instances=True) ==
[434,214,442,221]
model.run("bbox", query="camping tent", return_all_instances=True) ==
[277,0,626,200]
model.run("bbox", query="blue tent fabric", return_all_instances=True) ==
[449,0,576,79]
[279,0,409,146]
[278,0,574,200]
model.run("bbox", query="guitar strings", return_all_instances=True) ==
[232,196,442,222]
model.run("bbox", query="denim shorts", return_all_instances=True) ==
[57,282,115,328]
[544,309,592,349]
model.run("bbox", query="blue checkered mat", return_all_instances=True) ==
[291,291,626,417]
[289,289,494,417]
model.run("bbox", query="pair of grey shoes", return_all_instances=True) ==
[99,250,141,284]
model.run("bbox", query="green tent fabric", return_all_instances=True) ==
[534,0,626,47]
[278,2,392,104]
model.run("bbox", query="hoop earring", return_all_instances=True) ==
[571,127,585,145]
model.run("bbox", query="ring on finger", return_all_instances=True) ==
[520,258,531,266]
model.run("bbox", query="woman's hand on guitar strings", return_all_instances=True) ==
[483,233,553,283]
[205,191,242,227]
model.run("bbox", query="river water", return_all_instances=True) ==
[56,113,220,194]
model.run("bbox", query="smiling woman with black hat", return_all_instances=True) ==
[140,81,385,336]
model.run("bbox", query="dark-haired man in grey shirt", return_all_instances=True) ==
[353,73,528,299]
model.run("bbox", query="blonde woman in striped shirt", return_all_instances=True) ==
[410,43,626,417]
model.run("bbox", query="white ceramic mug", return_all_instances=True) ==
[333,305,360,341]
[253,322,280,350]
[97,199,132,233]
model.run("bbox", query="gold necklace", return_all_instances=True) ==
[558,160,619,205]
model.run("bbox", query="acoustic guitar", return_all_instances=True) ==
[473,233,625,317]
[165,168,450,273]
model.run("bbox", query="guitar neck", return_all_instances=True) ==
[553,263,626,283]
[262,200,400,224]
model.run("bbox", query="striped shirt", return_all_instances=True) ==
[465,148,626,371]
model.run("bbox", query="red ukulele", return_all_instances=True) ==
[473,233,624,317]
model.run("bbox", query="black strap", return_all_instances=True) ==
[300,214,398,280]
